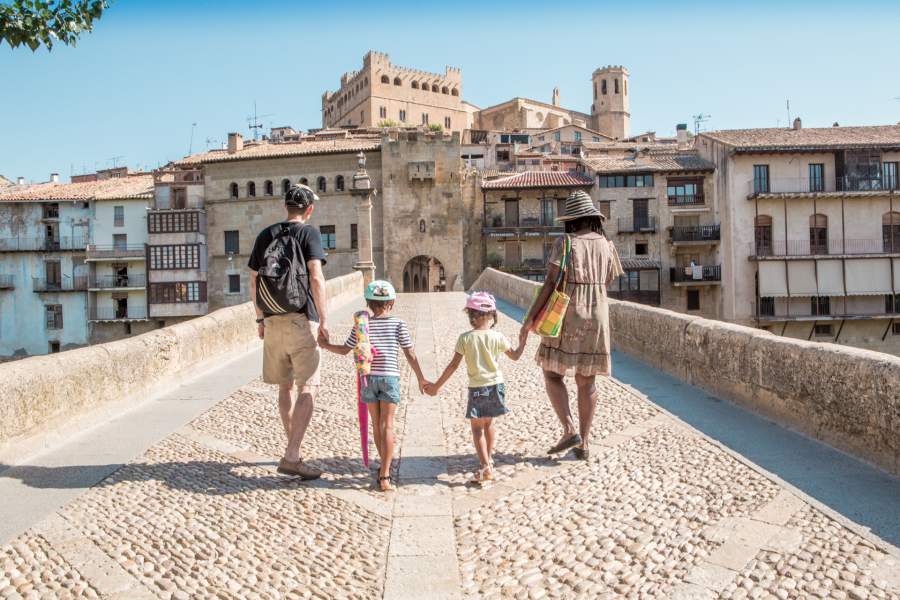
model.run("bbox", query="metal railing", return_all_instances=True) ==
[750,300,900,320]
[89,274,147,289]
[747,175,900,196]
[88,306,148,321]
[669,225,720,242]
[0,237,87,252]
[616,216,657,233]
[670,265,721,283]
[32,276,88,292]
[668,194,705,206]
[0,274,14,289]
[86,244,145,259]
[749,239,900,257]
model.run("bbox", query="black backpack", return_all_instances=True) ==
[255,223,311,314]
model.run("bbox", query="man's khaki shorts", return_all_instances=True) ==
[262,313,321,388]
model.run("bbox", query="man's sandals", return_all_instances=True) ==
[378,475,394,492]
[547,433,582,455]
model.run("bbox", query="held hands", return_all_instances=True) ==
[317,328,329,346]
[257,323,265,340]
[423,382,440,396]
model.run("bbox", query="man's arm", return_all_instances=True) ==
[307,259,328,340]
[248,271,264,339]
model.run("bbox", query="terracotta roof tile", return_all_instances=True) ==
[582,150,714,174]
[619,257,661,270]
[0,174,153,202]
[481,171,594,190]
[700,125,900,152]
[175,138,381,165]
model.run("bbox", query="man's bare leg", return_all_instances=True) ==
[284,385,315,462]
[277,383,293,440]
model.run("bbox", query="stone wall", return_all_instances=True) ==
[0,271,363,449]
[469,267,900,475]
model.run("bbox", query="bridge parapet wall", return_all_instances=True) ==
[470,268,900,475]
[0,271,363,451]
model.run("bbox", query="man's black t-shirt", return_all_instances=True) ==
[248,222,327,322]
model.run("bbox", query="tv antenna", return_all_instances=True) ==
[786,99,791,126]
[247,101,274,141]
[108,156,125,169]
[205,137,221,150]
[692,113,711,135]
[188,122,197,155]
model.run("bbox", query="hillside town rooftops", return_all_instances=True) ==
[0,173,154,202]
[583,150,714,174]
[175,138,382,166]
[700,124,900,153]
[481,170,594,190]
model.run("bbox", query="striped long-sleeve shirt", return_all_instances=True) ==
[345,316,413,377]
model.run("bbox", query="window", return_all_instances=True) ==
[149,211,199,233]
[593,136,600,142]
[379,106,387,119]
[114,206,125,227]
[230,182,239,198]
[399,109,407,122]
[811,296,830,316]
[350,224,358,250]
[444,116,451,129]
[422,113,429,125]
[149,282,206,304]
[336,175,345,192]
[504,199,520,227]
[553,132,561,142]
[813,324,833,336]
[635,242,648,255]
[686,290,700,311]
[317,176,327,193]
[885,294,900,313]
[45,304,63,329]
[883,212,900,252]
[282,179,290,195]
[381,75,389,84]
[319,225,336,249]
[441,86,449,94]
[172,188,186,209]
[264,180,273,196]
[393,77,401,86]
[809,214,828,255]
[758,296,775,317]
[224,230,239,254]
[601,79,607,95]
[597,201,611,219]
[754,215,773,255]
[451,88,459,96]
[43,203,59,219]
[632,199,650,230]
[113,234,127,250]
[599,174,653,188]
[49,341,60,353]
[540,198,554,226]
[808,164,824,192]
[884,162,899,190]
[299,177,308,185]
[753,165,770,194]
[893,323,900,335]
[44,260,61,287]
[247,181,256,197]
[614,78,620,94]
[574,131,581,141]
[496,149,510,162]
[557,198,567,219]
[667,179,701,204]
[149,245,200,270]
[431,84,439,92]
[228,274,241,294]
[411,81,419,89]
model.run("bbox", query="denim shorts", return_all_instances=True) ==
[361,375,402,404]
[465,383,508,419]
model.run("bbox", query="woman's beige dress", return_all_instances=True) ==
[536,232,624,377]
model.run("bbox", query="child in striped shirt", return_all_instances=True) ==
[319,280,426,491]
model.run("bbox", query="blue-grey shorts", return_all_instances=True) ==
[465,383,508,419]
[361,375,401,405]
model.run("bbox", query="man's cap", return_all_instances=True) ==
[365,280,397,301]
[285,184,319,209]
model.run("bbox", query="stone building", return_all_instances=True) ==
[474,96,592,133]
[322,51,469,132]
[590,65,630,140]
[697,122,900,354]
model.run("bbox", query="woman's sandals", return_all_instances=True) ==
[469,463,494,487]
[378,475,394,492]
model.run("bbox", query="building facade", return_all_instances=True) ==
[590,66,630,140]
[698,122,900,354]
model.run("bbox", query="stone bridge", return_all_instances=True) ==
[1,271,899,599]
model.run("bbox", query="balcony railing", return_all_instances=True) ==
[89,274,147,289]
[749,239,900,257]
[0,237,87,252]
[88,306,148,321]
[616,216,657,233]
[668,194,705,206]
[747,176,900,197]
[608,289,661,305]
[86,244,146,260]
[33,276,88,292]
[750,301,900,321]
[670,265,721,283]
[0,274,14,289]
[669,225,720,242]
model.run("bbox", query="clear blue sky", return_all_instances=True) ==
[2,0,899,183]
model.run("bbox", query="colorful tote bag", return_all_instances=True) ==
[532,235,571,338]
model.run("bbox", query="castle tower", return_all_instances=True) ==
[591,65,630,140]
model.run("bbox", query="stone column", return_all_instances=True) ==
[351,152,376,285]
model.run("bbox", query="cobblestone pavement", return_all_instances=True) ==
[1,293,898,599]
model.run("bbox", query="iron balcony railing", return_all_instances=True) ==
[86,243,146,259]
[32,276,89,292]
[88,305,148,321]
[749,239,900,257]
[670,265,722,283]
[750,300,900,320]
[0,237,87,252]
[669,225,721,242]
[0,274,14,289]
[89,274,147,289]
[617,216,657,233]
[667,194,705,206]
[747,175,900,196]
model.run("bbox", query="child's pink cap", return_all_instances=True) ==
[465,291,496,312]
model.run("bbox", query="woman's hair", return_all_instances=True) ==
[466,308,498,328]
[564,215,605,235]
[367,299,394,314]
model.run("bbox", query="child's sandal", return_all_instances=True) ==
[378,475,394,492]
[469,465,493,486]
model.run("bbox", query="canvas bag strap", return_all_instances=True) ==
[555,235,570,291]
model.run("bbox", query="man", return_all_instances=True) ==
[248,184,329,479]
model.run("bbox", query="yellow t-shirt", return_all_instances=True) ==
[455,329,511,388]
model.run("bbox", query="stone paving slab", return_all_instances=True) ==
[0,292,898,600]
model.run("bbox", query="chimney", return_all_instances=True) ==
[792,117,802,130]
[676,123,688,147]
[552,87,560,107]
[833,122,840,127]
[16,176,25,185]
[50,173,59,183]
[227,132,243,154]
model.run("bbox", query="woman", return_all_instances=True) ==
[520,190,624,460]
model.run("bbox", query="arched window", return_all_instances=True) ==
[229,182,238,199]
[810,214,828,255]
[264,180,273,196]
[441,86,449,95]
[754,215,773,255]
[299,177,308,185]
[431,84,439,92]
[601,80,607,95]
[451,88,459,97]
[419,219,426,233]
[883,212,900,252]
[411,81,419,89]
[335,175,345,192]
[247,181,256,197]
[281,179,290,195]
[614,78,620,94]
[317,176,326,193]
[364,77,368,86]
[381,75,389,84]
[393,77,401,86]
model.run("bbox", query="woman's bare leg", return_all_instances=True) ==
[574,374,598,447]
[544,369,576,441]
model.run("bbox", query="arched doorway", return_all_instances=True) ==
[402,256,445,293]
